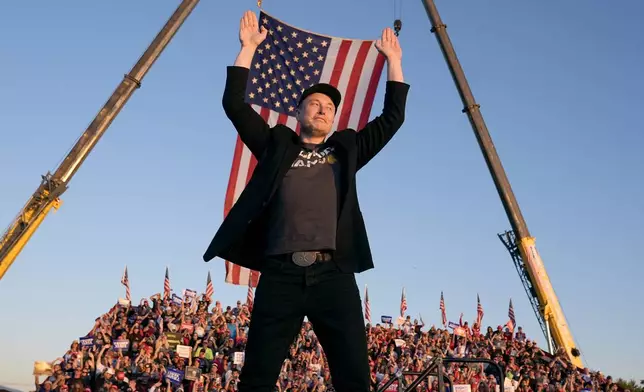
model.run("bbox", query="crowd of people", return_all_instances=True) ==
[34,294,629,392]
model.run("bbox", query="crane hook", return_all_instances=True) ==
[393,19,402,36]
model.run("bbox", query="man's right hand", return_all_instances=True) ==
[239,10,267,49]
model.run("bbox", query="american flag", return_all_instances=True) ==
[205,271,214,301]
[364,285,371,324]
[163,267,171,300]
[121,266,130,301]
[439,291,447,327]
[246,279,254,310]
[400,287,407,317]
[507,298,516,332]
[476,293,484,327]
[223,11,386,285]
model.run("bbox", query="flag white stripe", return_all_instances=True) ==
[286,115,298,131]
[267,109,280,127]
[319,38,342,86]
[239,268,251,285]
[234,145,252,205]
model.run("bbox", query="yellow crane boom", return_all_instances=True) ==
[0,0,201,281]
[421,0,583,367]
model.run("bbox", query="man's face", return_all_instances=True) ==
[296,93,336,137]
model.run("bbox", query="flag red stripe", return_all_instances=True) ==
[229,261,241,287]
[277,113,289,126]
[329,40,352,87]
[358,54,386,130]
[224,137,245,217]
[337,41,372,130]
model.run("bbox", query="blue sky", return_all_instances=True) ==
[1,0,643,389]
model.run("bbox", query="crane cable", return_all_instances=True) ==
[393,0,403,36]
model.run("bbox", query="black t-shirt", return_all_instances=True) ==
[264,142,341,255]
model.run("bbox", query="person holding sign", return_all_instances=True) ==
[203,10,408,392]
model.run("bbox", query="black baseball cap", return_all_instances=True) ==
[298,83,341,110]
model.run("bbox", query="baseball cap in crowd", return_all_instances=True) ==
[298,83,341,110]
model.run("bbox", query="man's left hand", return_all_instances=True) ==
[375,27,402,62]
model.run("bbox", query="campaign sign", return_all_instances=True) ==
[113,340,130,351]
[79,337,94,348]
[165,367,184,385]
[184,366,201,381]
[381,316,393,324]
[164,332,181,349]
[233,351,245,365]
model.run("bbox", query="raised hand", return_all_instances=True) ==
[375,27,404,82]
[239,10,268,48]
[375,27,402,62]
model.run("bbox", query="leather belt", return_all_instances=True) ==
[291,251,333,267]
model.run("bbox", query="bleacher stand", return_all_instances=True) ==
[32,295,623,392]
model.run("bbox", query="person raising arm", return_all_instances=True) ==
[222,10,270,159]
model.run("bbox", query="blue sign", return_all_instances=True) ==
[79,337,94,347]
[113,340,130,351]
[165,367,184,385]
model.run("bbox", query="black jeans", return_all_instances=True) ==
[237,256,370,392]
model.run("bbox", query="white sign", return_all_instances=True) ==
[183,289,197,298]
[233,351,245,365]
[118,298,130,306]
[176,345,193,359]
[453,385,471,392]
[33,361,53,376]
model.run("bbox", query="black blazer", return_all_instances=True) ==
[203,66,410,273]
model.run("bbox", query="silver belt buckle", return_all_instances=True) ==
[292,251,317,267]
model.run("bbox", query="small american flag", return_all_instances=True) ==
[507,298,516,332]
[121,266,130,301]
[205,271,214,301]
[163,267,171,300]
[364,285,371,324]
[400,287,407,317]
[476,293,484,328]
[246,279,254,310]
[439,291,447,327]
[223,11,386,285]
